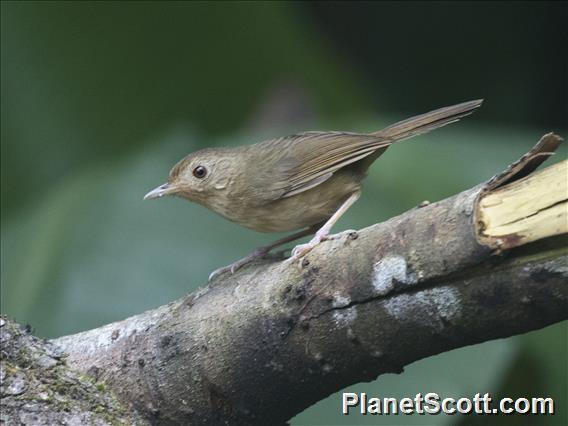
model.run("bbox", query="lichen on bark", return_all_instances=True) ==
[0,316,145,425]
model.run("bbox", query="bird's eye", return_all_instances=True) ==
[192,165,207,179]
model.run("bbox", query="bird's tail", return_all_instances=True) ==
[374,99,483,141]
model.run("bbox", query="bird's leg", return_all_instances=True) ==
[289,190,361,261]
[208,225,319,281]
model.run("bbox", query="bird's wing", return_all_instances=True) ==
[253,100,484,200]
[258,131,391,199]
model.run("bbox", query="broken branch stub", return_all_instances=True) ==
[475,133,566,250]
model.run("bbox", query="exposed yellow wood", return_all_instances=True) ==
[478,160,567,248]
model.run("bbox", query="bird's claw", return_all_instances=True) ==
[290,241,317,258]
[209,230,348,280]
[287,232,331,263]
[208,248,269,281]
[209,262,247,282]
[208,265,230,281]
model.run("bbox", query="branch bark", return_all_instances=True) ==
[0,316,144,425]
[4,134,567,425]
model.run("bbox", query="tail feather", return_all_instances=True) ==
[374,99,483,141]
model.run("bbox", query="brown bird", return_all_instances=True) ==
[145,100,482,280]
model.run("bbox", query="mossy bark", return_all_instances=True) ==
[0,316,146,425]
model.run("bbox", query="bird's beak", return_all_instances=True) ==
[143,183,175,200]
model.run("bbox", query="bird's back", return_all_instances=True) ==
[203,100,484,232]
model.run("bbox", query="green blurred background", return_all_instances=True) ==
[1,1,566,424]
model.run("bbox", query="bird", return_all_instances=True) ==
[144,99,483,280]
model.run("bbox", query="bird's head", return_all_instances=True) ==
[144,148,236,205]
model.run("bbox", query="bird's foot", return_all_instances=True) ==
[208,247,270,281]
[287,231,333,262]
[287,229,358,264]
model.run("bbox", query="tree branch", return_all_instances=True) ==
[4,134,567,425]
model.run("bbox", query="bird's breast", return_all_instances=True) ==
[214,170,364,233]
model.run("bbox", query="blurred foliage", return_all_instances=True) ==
[1,2,566,425]
[0,1,367,219]
[305,1,568,131]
